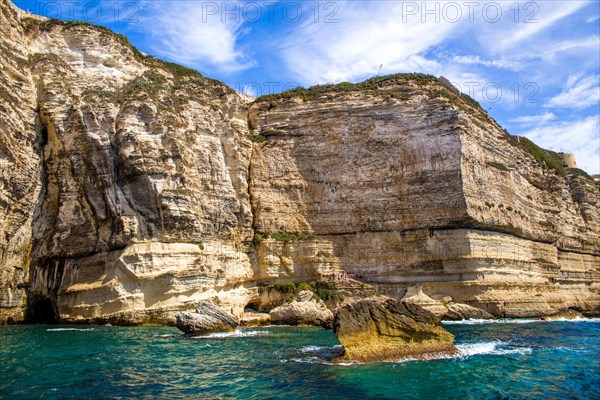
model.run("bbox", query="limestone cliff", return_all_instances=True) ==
[249,77,600,318]
[1,0,254,323]
[1,0,598,324]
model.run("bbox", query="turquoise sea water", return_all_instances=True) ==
[1,319,599,399]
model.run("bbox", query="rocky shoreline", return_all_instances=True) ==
[170,293,593,363]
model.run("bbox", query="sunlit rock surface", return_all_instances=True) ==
[1,0,598,324]
[333,297,456,362]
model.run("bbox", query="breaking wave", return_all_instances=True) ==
[456,341,532,357]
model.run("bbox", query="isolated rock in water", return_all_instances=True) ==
[175,301,238,334]
[444,303,495,321]
[402,285,449,319]
[269,291,333,326]
[333,298,456,362]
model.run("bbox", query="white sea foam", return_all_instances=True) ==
[456,341,532,357]
[301,345,343,353]
[154,334,178,338]
[552,346,592,353]
[289,357,320,364]
[190,329,270,339]
[443,318,539,325]
[443,317,600,325]
[284,357,350,366]
[46,328,95,332]
[456,341,499,356]
[545,317,600,323]
[287,341,532,366]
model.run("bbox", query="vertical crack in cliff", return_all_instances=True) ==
[246,107,261,277]
[24,81,60,323]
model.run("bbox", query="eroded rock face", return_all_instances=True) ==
[239,312,271,326]
[1,1,255,324]
[269,291,333,326]
[444,303,495,321]
[175,300,238,334]
[0,0,42,323]
[540,309,584,321]
[333,298,456,362]
[0,0,598,324]
[249,76,600,318]
[401,285,449,319]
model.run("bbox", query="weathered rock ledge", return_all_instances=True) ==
[333,298,456,363]
[269,290,334,327]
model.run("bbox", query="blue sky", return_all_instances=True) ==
[14,0,600,173]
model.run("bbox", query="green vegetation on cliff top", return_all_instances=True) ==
[255,73,440,102]
[505,136,591,178]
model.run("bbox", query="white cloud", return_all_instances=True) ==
[520,115,600,174]
[277,2,458,84]
[535,37,600,63]
[587,15,600,23]
[546,74,600,109]
[510,113,556,126]
[137,1,254,73]
[451,55,520,71]
[482,2,590,52]
[274,1,594,87]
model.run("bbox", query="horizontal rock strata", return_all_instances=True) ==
[249,77,600,318]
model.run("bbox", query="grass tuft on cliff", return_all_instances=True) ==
[506,136,567,175]
[486,161,510,171]
[248,134,267,143]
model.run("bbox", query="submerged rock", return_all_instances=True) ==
[444,303,495,321]
[175,301,238,335]
[269,291,333,327]
[333,298,456,363]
